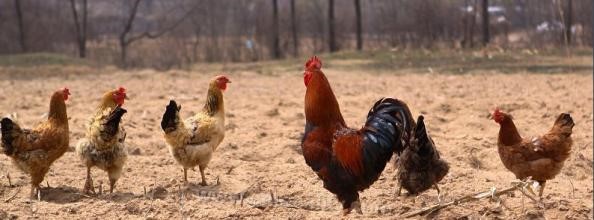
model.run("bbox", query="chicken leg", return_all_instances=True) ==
[342,199,363,215]
[30,170,46,200]
[183,167,188,183]
[199,165,207,186]
[30,185,41,200]
[109,178,117,194]
[538,181,546,198]
[83,167,96,195]
[434,184,442,203]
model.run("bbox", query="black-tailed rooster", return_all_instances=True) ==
[301,56,415,215]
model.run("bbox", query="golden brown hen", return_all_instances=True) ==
[1,88,70,199]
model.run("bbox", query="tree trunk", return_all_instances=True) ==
[354,0,362,51]
[81,0,87,57]
[119,40,128,65]
[290,0,298,57]
[70,0,88,58]
[564,0,572,45]
[119,0,143,67]
[481,0,489,46]
[328,0,337,52]
[14,0,26,52]
[272,0,282,59]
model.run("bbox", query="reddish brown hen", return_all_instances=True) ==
[493,109,573,198]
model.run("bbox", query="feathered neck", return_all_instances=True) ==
[498,116,522,146]
[203,83,224,116]
[304,70,345,128]
[98,91,118,111]
[48,91,68,124]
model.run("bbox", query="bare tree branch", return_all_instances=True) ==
[118,0,200,66]
[14,0,26,52]
[69,0,87,58]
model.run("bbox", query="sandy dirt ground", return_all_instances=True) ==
[0,62,592,219]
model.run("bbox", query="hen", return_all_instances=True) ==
[301,56,415,215]
[76,87,128,194]
[1,88,70,198]
[396,115,449,199]
[161,75,230,185]
[492,109,574,197]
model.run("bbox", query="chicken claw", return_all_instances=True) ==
[199,165,208,186]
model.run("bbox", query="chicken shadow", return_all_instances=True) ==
[181,182,245,202]
[38,186,85,204]
[184,182,222,194]
[39,186,137,204]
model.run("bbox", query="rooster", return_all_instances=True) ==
[76,87,128,194]
[301,56,415,215]
[396,115,449,199]
[492,109,574,198]
[161,75,230,185]
[1,88,70,199]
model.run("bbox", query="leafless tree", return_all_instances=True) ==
[462,0,478,48]
[290,0,298,57]
[481,0,489,46]
[0,0,591,66]
[328,0,337,52]
[69,0,87,58]
[119,0,142,66]
[354,0,362,50]
[118,0,198,67]
[271,0,282,59]
[13,0,26,52]
[564,0,573,44]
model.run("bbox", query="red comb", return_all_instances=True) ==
[305,56,322,71]
[62,87,70,94]
[118,87,126,93]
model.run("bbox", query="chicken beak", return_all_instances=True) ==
[488,114,494,120]
[124,94,130,100]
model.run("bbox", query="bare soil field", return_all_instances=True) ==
[0,52,592,219]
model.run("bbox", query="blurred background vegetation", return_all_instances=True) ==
[0,0,591,70]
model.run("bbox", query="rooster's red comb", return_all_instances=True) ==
[305,56,322,71]
[118,87,126,93]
